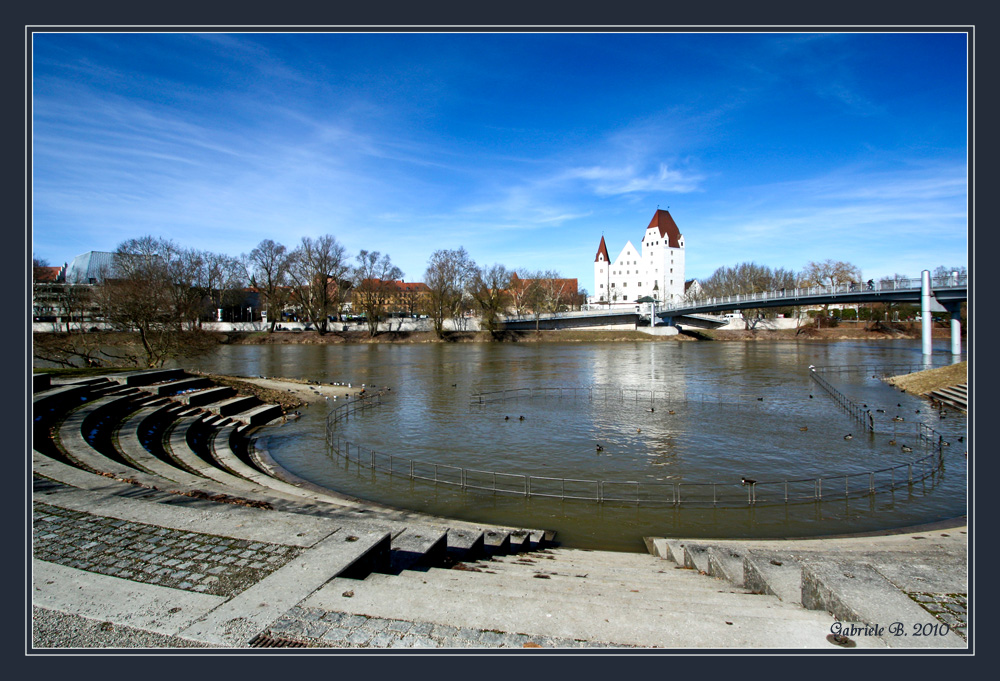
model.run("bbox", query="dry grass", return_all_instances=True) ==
[886,361,967,395]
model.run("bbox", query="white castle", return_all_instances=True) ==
[590,209,686,308]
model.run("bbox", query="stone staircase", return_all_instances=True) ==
[643,533,967,648]
[32,370,558,647]
[928,383,968,413]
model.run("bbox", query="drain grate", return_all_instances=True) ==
[249,633,311,648]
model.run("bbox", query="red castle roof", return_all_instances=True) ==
[594,235,610,263]
[646,209,682,248]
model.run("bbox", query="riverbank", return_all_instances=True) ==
[886,361,968,395]
[227,324,961,345]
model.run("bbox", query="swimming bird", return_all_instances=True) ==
[863,404,868,408]
[889,439,897,446]
[958,436,964,443]
[741,477,757,486]
[942,441,951,447]
[668,410,676,415]
[876,409,886,413]
[892,416,904,422]
[901,445,913,453]
[799,426,808,431]
[596,444,604,452]
[844,434,853,440]
[809,395,814,399]
[519,415,525,421]
[504,416,510,421]
[757,397,764,401]
[637,428,641,433]
[646,407,655,412]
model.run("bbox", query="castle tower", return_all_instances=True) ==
[591,210,685,308]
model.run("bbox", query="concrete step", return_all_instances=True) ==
[707,544,748,587]
[177,386,237,406]
[389,529,450,573]
[801,559,965,648]
[233,403,283,426]
[446,560,746,600]
[152,376,215,396]
[387,567,823,616]
[743,549,805,605]
[117,368,188,387]
[207,396,260,417]
[33,373,52,392]
[304,574,868,649]
[116,404,214,485]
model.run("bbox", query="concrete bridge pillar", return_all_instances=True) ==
[921,270,933,356]
[946,302,963,357]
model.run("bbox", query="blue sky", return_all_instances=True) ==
[31,31,969,291]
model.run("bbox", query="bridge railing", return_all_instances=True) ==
[660,274,967,313]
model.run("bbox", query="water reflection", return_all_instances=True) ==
[182,340,967,551]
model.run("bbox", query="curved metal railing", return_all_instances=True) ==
[323,371,958,508]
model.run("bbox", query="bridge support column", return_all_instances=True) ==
[946,302,963,357]
[921,270,933,356]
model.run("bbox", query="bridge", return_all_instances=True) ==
[503,271,967,355]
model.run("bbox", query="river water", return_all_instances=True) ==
[183,339,968,552]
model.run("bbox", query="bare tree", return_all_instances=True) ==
[287,235,350,334]
[352,250,403,337]
[243,239,290,331]
[423,247,476,336]
[469,263,512,336]
[508,269,542,320]
[95,236,186,367]
[932,265,967,286]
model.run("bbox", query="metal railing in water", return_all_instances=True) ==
[324,374,952,508]
[470,386,764,407]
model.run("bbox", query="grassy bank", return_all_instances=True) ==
[886,361,968,395]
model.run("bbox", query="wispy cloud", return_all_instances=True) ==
[564,163,704,196]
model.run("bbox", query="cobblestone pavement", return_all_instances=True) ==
[32,502,301,597]
[908,592,968,641]
[263,606,635,649]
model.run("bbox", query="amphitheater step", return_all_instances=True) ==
[303,572,867,648]
[33,373,51,392]
[153,376,214,396]
[234,403,284,426]
[177,386,237,406]
[389,564,819,616]
[116,368,188,387]
[207,396,260,417]
[801,559,965,648]
[743,549,805,605]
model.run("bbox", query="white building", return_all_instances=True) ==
[590,209,686,308]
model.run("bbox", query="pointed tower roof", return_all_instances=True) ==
[647,209,682,248]
[595,235,610,262]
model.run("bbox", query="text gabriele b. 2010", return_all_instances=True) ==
[830,621,952,637]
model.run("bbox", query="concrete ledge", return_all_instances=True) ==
[178,386,236,406]
[33,373,52,392]
[743,550,803,605]
[207,396,260,417]
[119,369,188,387]
[800,560,966,648]
[177,529,391,647]
[154,376,214,396]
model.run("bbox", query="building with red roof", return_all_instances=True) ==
[591,209,686,308]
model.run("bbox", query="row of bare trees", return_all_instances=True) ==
[35,234,588,365]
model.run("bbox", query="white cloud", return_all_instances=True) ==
[565,163,704,196]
